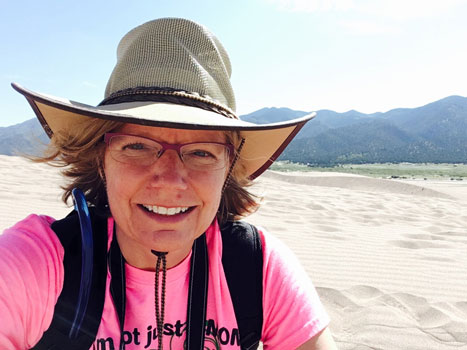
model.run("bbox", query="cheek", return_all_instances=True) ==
[195,171,226,211]
[103,153,135,204]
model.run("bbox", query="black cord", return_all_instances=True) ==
[151,250,168,350]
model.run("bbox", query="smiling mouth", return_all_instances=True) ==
[140,204,194,216]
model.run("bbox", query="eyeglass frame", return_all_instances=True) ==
[103,132,235,169]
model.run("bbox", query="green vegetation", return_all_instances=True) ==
[270,161,467,180]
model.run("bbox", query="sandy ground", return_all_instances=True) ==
[1,155,466,349]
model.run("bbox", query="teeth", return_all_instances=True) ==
[142,205,189,216]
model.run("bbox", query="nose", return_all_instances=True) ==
[147,149,188,190]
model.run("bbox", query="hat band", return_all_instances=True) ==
[99,87,238,120]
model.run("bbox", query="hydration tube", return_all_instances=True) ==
[69,188,94,339]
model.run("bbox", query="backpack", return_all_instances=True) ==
[31,210,263,350]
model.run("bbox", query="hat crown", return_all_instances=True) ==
[104,18,236,112]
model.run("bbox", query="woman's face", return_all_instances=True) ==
[104,124,229,269]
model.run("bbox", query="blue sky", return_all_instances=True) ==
[2,0,467,126]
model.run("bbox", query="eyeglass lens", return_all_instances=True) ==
[107,134,231,170]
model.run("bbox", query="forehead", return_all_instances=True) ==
[117,123,227,143]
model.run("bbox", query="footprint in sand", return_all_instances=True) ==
[315,225,340,233]
[418,255,454,263]
[315,233,348,241]
[315,287,359,309]
[368,203,385,210]
[347,285,383,300]
[306,203,327,210]
[402,233,450,242]
[425,224,447,234]
[435,231,467,238]
[388,240,451,249]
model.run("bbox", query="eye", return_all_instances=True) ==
[122,142,147,151]
[112,136,159,156]
[189,149,216,158]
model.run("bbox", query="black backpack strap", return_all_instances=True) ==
[221,221,263,350]
[185,234,209,350]
[32,210,108,350]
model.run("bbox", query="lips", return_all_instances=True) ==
[140,204,193,216]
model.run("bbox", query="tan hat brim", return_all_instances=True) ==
[12,83,315,179]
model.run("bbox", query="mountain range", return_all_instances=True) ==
[1,95,466,165]
[243,96,467,165]
[0,118,49,157]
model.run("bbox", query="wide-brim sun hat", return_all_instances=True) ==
[12,17,315,180]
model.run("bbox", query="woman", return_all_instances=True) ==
[0,18,337,349]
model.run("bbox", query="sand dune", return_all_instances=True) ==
[1,156,466,349]
[0,156,69,230]
[248,171,467,350]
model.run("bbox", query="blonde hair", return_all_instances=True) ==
[217,131,259,223]
[34,117,259,223]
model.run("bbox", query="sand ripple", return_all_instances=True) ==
[248,171,467,349]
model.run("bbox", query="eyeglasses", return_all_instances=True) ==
[104,133,234,171]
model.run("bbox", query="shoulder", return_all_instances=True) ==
[0,214,65,278]
[0,215,65,349]
[256,224,320,299]
[0,214,65,299]
[3,214,56,233]
[255,225,301,268]
[1,214,62,251]
[4,213,56,230]
[254,225,331,349]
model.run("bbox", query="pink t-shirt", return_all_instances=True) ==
[0,214,329,349]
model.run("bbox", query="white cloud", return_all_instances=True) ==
[265,0,354,12]
[339,19,401,35]
[351,0,465,21]
[81,81,98,88]
[266,0,466,20]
